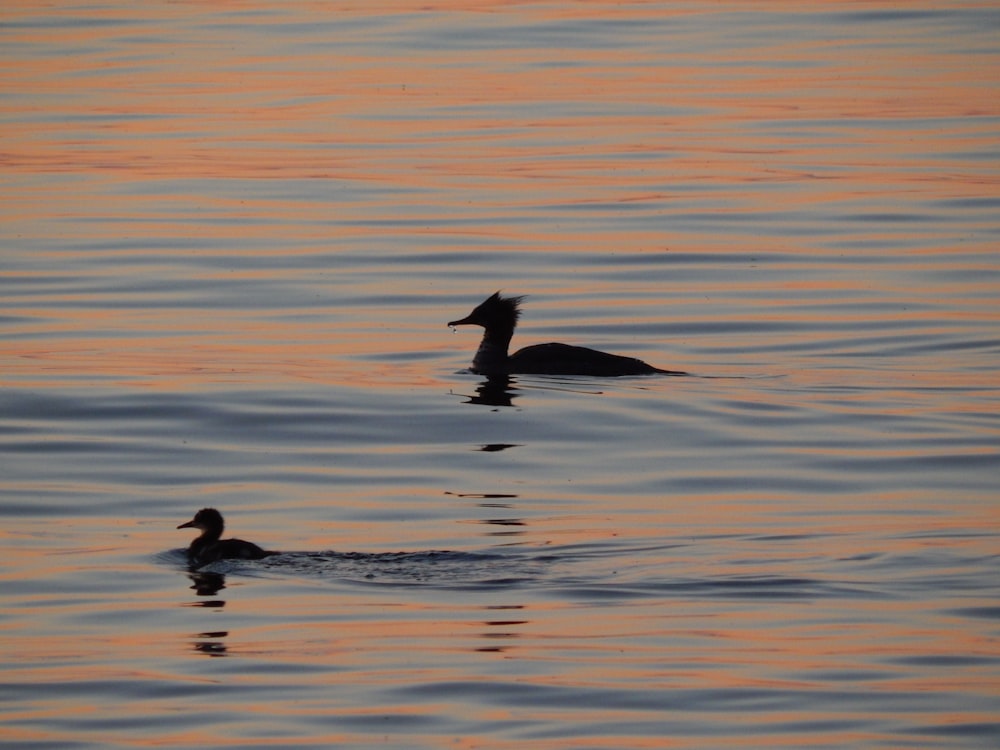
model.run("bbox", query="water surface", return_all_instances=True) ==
[2,2,998,748]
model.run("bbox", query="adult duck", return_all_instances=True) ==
[448,292,686,377]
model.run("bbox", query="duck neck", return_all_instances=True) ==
[472,325,514,375]
[189,526,222,557]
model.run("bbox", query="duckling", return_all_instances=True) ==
[448,292,686,377]
[177,508,275,566]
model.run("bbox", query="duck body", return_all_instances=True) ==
[508,342,667,376]
[177,508,274,566]
[449,292,686,377]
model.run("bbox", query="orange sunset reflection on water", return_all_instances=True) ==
[2,1,999,748]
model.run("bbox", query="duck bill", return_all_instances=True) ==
[447,315,477,327]
[177,519,195,529]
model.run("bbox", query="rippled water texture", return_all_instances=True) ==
[2,2,999,748]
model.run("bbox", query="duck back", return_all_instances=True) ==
[509,343,682,376]
[191,538,272,566]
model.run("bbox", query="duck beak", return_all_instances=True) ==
[447,314,477,327]
[177,519,195,529]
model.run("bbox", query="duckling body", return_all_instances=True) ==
[449,292,686,377]
[177,508,274,566]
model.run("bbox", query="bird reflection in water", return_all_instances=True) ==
[185,570,227,599]
[479,516,527,538]
[476,604,528,654]
[451,374,611,408]
[192,631,229,657]
[183,574,229,655]
[452,374,520,407]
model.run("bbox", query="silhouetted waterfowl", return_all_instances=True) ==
[177,508,275,566]
[448,292,686,377]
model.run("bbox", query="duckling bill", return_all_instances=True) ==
[177,508,275,566]
[448,292,686,377]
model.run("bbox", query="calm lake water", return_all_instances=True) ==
[2,1,999,748]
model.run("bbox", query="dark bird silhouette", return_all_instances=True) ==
[177,508,275,566]
[448,292,686,377]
